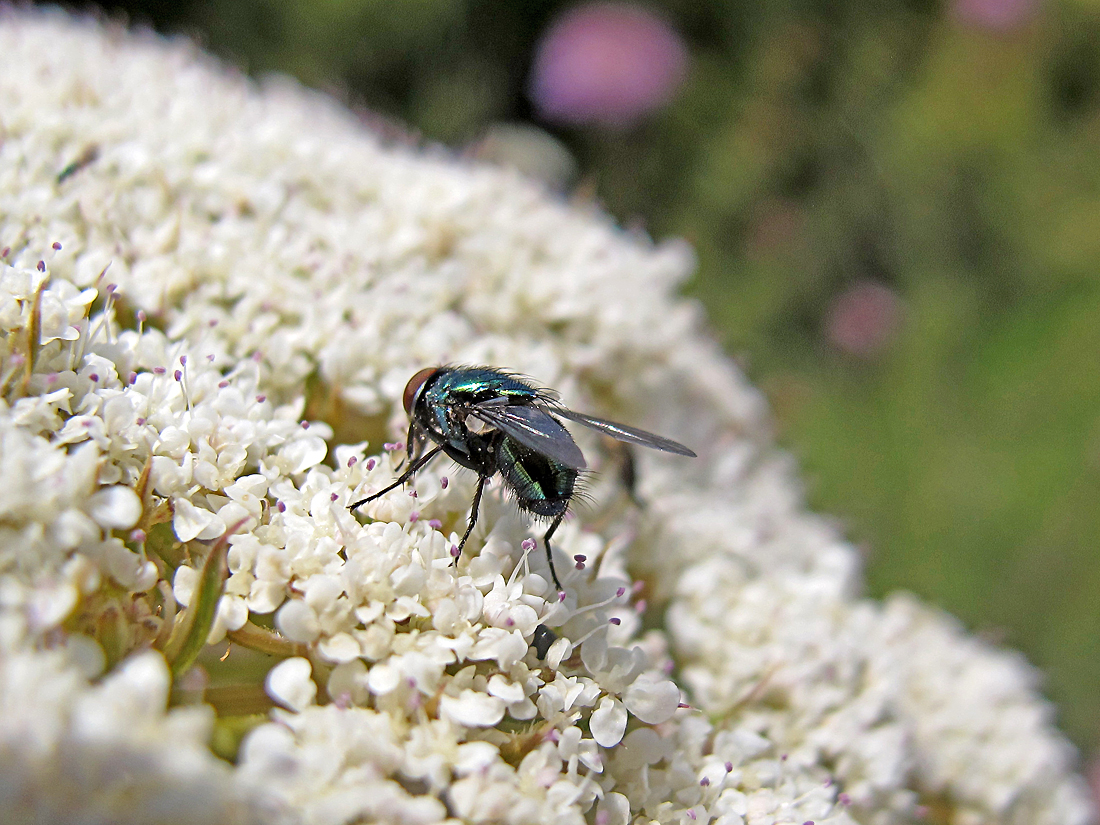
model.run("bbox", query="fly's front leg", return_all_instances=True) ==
[453,472,488,565]
[396,421,424,472]
[350,446,442,510]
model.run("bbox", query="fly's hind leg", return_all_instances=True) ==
[542,513,566,593]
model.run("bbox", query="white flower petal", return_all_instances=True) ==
[217,594,249,632]
[623,671,681,725]
[318,632,362,664]
[487,674,526,704]
[590,696,628,747]
[440,689,506,728]
[172,498,221,543]
[86,485,142,530]
[326,660,368,706]
[172,565,198,608]
[275,599,321,643]
[367,662,401,696]
[26,581,79,631]
[454,741,499,775]
[596,793,631,825]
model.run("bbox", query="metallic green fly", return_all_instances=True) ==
[350,366,695,592]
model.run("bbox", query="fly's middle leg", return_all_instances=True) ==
[453,472,488,565]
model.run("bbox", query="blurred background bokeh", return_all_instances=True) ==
[50,0,1100,774]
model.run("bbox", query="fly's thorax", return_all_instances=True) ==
[495,435,577,518]
[430,366,539,400]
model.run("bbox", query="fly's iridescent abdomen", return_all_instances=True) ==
[494,437,577,519]
[350,365,696,593]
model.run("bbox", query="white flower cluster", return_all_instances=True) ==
[0,8,1093,825]
[0,647,282,825]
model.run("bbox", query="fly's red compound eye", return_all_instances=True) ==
[402,367,438,414]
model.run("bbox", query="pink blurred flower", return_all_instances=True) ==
[528,2,688,127]
[952,0,1040,30]
[825,280,903,358]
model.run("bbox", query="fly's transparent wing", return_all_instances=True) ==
[554,408,697,457]
[469,403,588,470]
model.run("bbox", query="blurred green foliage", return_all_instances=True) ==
[76,0,1100,755]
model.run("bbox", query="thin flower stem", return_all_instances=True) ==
[227,621,308,658]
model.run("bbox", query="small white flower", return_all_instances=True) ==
[482,575,541,635]
[557,725,603,773]
[277,434,328,475]
[538,671,589,716]
[469,626,529,670]
[24,580,80,632]
[274,598,321,644]
[487,673,526,704]
[216,593,249,634]
[265,656,316,711]
[366,661,402,696]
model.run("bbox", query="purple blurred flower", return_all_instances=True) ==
[952,0,1040,30]
[825,280,903,358]
[528,2,688,127]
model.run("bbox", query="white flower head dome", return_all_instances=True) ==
[0,8,1093,825]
